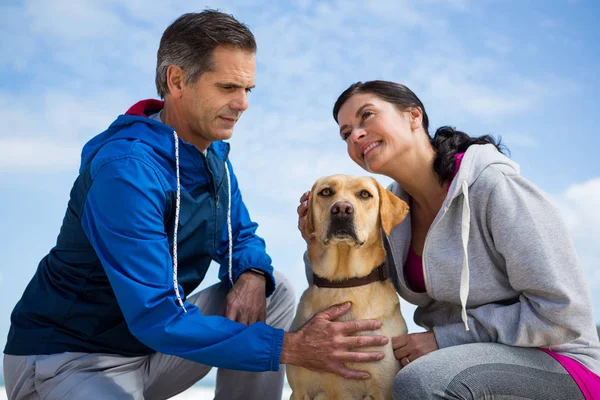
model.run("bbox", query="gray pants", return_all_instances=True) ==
[393,342,585,399]
[4,271,296,400]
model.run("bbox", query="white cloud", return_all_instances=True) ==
[560,178,600,238]
[0,138,82,171]
[0,89,134,170]
[555,178,600,288]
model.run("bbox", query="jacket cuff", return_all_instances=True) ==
[237,265,276,297]
[269,328,285,371]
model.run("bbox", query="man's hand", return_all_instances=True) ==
[391,331,439,368]
[222,271,267,325]
[297,191,315,245]
[280,302,389,380]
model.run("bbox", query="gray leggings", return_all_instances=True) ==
[3,271,296,400]
[393,342,584,399]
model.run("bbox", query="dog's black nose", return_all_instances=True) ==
[331,201,354,217]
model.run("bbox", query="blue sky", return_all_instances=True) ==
[1,0,599,375]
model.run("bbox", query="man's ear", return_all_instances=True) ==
[166,65,186,99]
[374,178,409,236]
[305,181,318,235]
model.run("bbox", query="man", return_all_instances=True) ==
[3,10,388,399]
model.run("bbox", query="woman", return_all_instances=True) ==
[297,80,600,399]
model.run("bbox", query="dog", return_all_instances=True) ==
[287,175,409,400]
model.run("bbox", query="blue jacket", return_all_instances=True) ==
[4,100,284,372]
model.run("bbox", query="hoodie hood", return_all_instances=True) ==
[446,143,519,202]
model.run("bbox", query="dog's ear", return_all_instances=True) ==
[305,181,319,235]
[374,178,409,236]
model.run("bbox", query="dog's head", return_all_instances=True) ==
[306,175,409,247]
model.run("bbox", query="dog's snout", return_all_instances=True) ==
[331,201,354,217]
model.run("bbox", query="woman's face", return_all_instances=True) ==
[337,93,416,174]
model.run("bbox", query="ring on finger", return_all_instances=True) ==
[404,356,411,365]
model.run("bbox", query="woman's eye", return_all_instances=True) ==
[359,190,372,199]
[319,188,332,197]
[361,111,374,121]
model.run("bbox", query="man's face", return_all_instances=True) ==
[180,45,256,150]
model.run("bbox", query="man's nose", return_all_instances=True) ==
[230,91,249,112]
[330,201,354,218]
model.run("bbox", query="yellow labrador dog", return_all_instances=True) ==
[288,175,409,400]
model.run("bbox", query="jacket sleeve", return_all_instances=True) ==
[81,157,284,371]
[214,159,276,296]
[433,173,593,349]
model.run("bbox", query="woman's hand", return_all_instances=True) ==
[297,191,315,244]
[391,332,439,368]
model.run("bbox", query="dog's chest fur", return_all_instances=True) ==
[288,281,406,400]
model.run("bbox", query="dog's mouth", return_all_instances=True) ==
[325,220,364,246]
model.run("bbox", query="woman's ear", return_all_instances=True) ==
[408,107,423,131]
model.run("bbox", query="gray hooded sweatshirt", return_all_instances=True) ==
[304,143,600,375]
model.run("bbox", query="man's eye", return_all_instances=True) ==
[245,88,252,93]
[358,190,372,199]
[341,132,350,141]
[319,188,333,197]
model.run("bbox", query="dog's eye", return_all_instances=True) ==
[319,188,333,197]
[358,190,372,199]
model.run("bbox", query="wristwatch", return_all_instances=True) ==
[245,268,267,278]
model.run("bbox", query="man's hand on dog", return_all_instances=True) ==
[392,332,439,368]
[297,191,315,244]
[222,271,267,325]
[281,302,389,380]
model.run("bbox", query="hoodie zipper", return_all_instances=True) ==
[421,203,451,298]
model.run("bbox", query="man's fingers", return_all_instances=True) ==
[332,366,370,380]
[338,318,382,334]
[225,307,237,322]
[391,335,409,349]
[335,351,385,363]
[340,335,388,349]
[319,302,352,321]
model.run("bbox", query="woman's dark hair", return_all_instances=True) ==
[333,80,507,184]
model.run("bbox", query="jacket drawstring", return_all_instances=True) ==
[225,163,234,287]
[171,131,234,311]
[459,180,471,331]
[172,131,186,312]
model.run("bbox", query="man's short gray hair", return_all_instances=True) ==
[155,10,256,99]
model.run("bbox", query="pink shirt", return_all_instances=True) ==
[403,152,599,398]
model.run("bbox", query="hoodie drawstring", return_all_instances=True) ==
[459,180,471,331]
[171,131,234,312]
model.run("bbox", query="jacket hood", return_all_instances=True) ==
[79,99,235,311]
[80,100,176,173]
